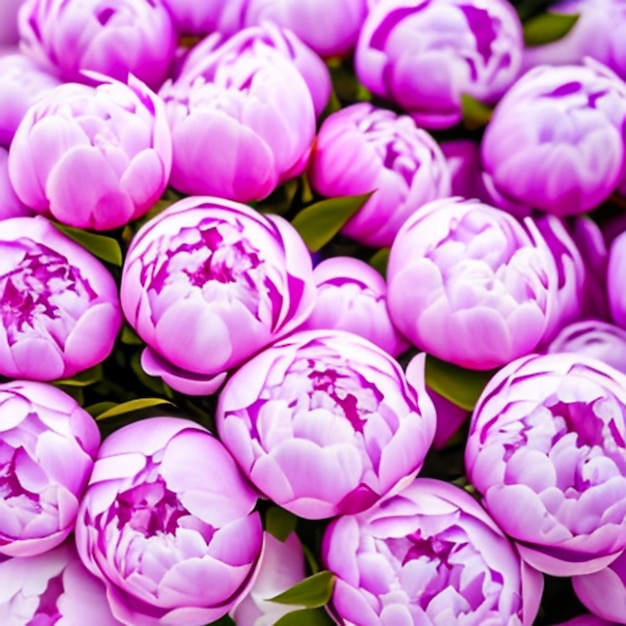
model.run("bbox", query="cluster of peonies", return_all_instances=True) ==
[1,0,626,625]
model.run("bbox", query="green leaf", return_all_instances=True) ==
[257,178,299,215]
[85,401,117,418]
[460,94,493,130]
[424,355,497,412]
[268,571,335,608]
[54,364,103,387]
[369,248,390,277]
[523,12,580,47]
[291,192,375,252]
[265,506,298,542]
[94,398,174,421]
[274,608,335,626]
[52,223,123,266]
[302,544,320,575]
[120,325,143,346]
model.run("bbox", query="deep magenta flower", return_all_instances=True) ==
[309,103,451,248]
[323,479,543,625]
[18,0,176,90]
[9,76,172,231]
[387,197,560,370]
[217,330,436,519]
[0,540,123,625]
[466,353,626,575]
[0,381,100,557]
[75,417,263,626]
[120,196,315,395]
[0,216,122,381]
[298,256,408,357]
[482,60,626,217]
[355,0,523,129]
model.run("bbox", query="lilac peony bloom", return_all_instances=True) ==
[0,539,123,625]
[608,231,626,329]
[0,50,61,147]
[309,103,451,248]
[18,0,176,90]
[180,23,331,117]
[8,76,172,231]
[0,381,100,557]
[386,197,560,370]
[323,478,543,625]
[481,60,626,217]
[0,146,30,220]
[243,0,368,58]
[355,0,523,129]
[120,196,315,395]
[0,216,122,381]
[231,531,307,626]
[75,417,263,626]
[298,256,408,357]
[217,330,436,519]
[160,34,315,202]
[466,353,626,576]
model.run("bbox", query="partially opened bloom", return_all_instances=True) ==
[298,256,408,357]
[466,353,626,575]
[482,60,626,216]
[0,50,60,147]
[355,0,523,129]
[217,330,436,519]
[120,196,315,395]
[387,197,559,370]
[0,216,122,381]
[18,0,176,90]
[309,103,451,247]
[161,37,315,201]
[0,540,122,625]
[243,0,368,57]
[75,417,263,626]
[323,478,543,625]
[9,76,172,231]
[0,381,100,557]
[0,146,30,220]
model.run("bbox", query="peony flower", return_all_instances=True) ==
[298,256,408,357]
[8,75,172,231]
[0,539,122,625]
[75,417,263,626]
[309,102,451,248]
[0,380,100,557]
[466,353,626,575]
[355,0,523,129]
[0,50,61,147]
[18,0,176,90]
[386,197,560,370]
[0,216,122,381]
[120,196,315,395]
[481,60,626,217]
[216,330,436,519]
[160,32,315,201]
[323,478,543,625]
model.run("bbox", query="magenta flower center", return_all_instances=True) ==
[30,573,64,625]
[0,446,39,508]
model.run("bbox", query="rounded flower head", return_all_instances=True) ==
[0,540,122,625]
[0,380,100,557]
[161,35,315,202]
[0,216,122,381]
[216,330,436,519]
[242,0,368,58]
[309,103,451,248]
[481,60,626,217]
[18,0,176,90]
[355,0,523,129]
[8,76,172,231]
[466,353,626,576]
[120,196,315,395]
[75,417,263,626]
[0,146,30,220]
[387,197,559,370]
[299,256,408,357]
[0,50,60,147]
[322,478,543,626]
